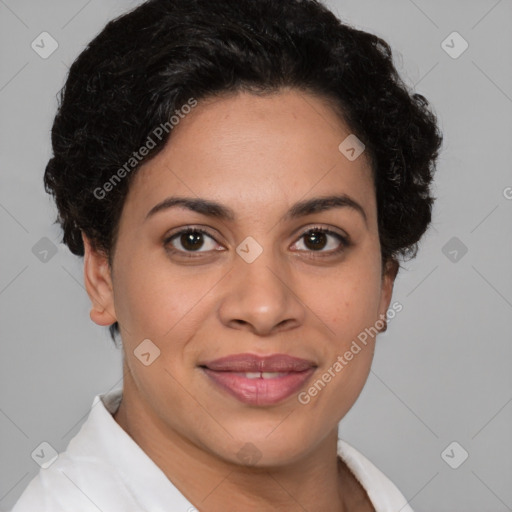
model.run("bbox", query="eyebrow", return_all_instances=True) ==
[145,194,367,225]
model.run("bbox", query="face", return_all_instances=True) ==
[84,89,396,467]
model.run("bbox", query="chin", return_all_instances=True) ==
[210,426,315,468]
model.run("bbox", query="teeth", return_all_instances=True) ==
[261,372,288,379]
[236,372,289,379]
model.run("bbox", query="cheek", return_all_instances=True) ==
[111,251,179,340]
[320,263,383,337]
[113,251,221,347]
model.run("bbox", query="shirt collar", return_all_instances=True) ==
[72,388,196,511]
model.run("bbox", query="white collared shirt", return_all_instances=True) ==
[11,389,413,512]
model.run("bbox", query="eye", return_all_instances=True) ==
[291,226,349,256]
[164,227,221,256]
[164,225,350,259]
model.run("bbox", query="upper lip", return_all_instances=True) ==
[200,353,316,372]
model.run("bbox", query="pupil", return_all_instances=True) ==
[182,232,203,251]
[305,231,326,250]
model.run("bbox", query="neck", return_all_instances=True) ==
[113,369,368,512]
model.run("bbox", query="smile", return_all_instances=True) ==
[199,353,317,406]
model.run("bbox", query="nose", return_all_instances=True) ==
[217,248,306,337]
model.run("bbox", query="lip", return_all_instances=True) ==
[200,353,317,406]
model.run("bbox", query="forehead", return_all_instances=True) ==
[122,89,375,223]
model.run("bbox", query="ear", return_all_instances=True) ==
[82,232,117,327]
[377,259,399,326]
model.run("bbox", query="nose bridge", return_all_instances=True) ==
[218,238,304,335]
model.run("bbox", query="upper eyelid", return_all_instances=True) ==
[165,226,217,242]
[291,224,349,241]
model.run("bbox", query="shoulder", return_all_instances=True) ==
[9,447,138,512]
[10,390,137,512]
[337,439,414,512]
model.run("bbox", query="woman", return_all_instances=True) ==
[11,0,442,510]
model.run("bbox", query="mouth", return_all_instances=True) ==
[199,353,317,406]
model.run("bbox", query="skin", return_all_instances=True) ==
[82,88,398,511]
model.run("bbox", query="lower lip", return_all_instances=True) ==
[202,368,316,406]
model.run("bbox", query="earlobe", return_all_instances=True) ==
[82,232,117,327]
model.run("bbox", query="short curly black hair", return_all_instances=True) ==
[44,0,443,343]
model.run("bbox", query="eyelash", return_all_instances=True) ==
[163,225,350,259]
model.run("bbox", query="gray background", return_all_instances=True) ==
[1,0,511,510]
